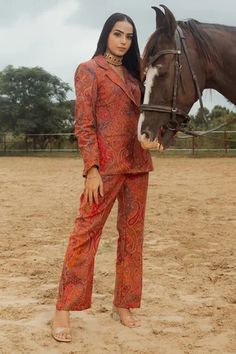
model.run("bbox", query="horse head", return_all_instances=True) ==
[138,5,205,149]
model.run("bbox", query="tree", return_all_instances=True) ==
[210,105,230,120]
[0,95,15,132]
[0,66,72,140]
[59,99,75,133]
[208,105,236,130]
[192,107,210,130]
[191,105,236,130]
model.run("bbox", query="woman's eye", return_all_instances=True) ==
[127,35,133,40]
[114,32,121,37]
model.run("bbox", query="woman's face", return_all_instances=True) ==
[107,20,133,57]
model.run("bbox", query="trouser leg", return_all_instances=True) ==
[56,175,125,311]
[114,173,149,308]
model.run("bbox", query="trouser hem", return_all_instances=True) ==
[56,303,91,311]
[113,301,141,309]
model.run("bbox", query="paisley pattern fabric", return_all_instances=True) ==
[74,55,153,176]
[56,173,149,310]
[56,56,152,311]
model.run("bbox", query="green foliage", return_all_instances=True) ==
[191,107,210,130]
[210,105,230,119]
[192,105,236,130]
[0,65,73,134]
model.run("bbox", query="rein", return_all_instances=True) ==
[177,117,236,138]
[140,26,235,137]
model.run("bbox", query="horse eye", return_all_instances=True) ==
[156,64,164,76]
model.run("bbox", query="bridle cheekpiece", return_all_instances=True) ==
[140,26,208,136]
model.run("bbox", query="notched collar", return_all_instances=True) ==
[94,55,139,107]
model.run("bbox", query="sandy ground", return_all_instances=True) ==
[0,156,236,354]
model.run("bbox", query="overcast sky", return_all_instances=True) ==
[0,0,235,112]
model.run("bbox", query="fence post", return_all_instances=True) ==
[224,130,228,153]
[25,134,28,153]
[192,136,195,155]
[3,134,7,153]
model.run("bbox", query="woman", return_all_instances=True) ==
[52,12,153,342]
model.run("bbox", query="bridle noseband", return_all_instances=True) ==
[140,26,208,135]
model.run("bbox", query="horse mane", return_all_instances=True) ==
[142,19,223,69]
[178,20,222,66]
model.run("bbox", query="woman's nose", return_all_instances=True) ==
[120,35,127,44]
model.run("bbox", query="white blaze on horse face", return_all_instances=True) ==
[137,66,159,141]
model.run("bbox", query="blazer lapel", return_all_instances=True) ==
[94,55,139,107]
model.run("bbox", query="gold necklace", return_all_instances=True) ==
[104,52,123,66]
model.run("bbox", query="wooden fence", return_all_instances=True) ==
[0,131,236,156]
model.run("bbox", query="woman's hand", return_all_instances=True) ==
[84,166,104,205]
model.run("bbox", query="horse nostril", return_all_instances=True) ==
[142,130,150,139]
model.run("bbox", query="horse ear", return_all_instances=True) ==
[151,6,166,30]
[151,5,177,37]
[159,4,177,38]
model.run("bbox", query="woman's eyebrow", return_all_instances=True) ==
[113,29,133,35]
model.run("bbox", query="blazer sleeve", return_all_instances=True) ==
[74,63,100,177]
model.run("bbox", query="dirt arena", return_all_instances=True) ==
[0,156,235,354]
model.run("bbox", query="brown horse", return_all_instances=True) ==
[138,5,236,149]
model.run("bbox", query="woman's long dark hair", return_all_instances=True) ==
[93,13,141,82]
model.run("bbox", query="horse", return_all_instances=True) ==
[138,5,236,149]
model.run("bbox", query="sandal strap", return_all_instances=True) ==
[53,327,71,335]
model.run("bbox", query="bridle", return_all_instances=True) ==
[140,26,208,136]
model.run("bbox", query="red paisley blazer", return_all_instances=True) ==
[74,55,153,176]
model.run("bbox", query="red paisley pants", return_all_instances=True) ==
[56,172,149,311]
